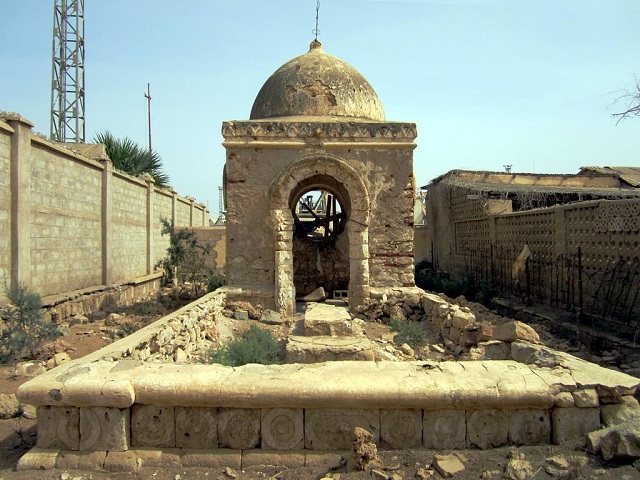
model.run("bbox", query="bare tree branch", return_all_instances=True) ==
[612,78,640,125]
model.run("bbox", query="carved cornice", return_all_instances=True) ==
[222,120,417,140]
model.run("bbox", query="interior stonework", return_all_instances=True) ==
[223,42,417,315]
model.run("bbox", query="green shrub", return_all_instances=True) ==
[155,217,212,297]
[414,262,496,307]
[209,325,281,367]
[389,318,427,349]
[0,283,60,362]
[115,321,140,339]
[207,273,226,293]
[130,299,166,317]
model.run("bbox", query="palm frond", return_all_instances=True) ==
[93,130,170,188]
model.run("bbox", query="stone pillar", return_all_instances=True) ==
[144,174,155,275]
[171,189,178,226]
[189,198,194,226]
[347,220,370,309]
[8,115,34,289]
[273,209,295,317]
[99,156,112,285]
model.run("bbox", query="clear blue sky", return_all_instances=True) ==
[2,0,639,217]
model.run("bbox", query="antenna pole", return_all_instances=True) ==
[144,83,152,151]
[50,0,85,142]
[313,1,320,41]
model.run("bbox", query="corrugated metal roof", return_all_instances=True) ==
[579,166,640,188]
[446,180,640,197]
[423,169,640,198]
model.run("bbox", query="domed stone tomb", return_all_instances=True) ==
[222,41,418,315]
[250,40,385,121]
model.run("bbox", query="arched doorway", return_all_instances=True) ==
[269,155,370,316]
[290,176,350,299]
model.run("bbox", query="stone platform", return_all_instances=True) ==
[285,335,374,362]
[285,303,374,363]
[14,290,640,472]
[285,303,372,362]
[16,356,640,470]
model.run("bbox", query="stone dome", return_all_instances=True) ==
[250,41,385,121]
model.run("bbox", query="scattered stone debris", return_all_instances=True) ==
[45,352,71,370]
[14,361,46,378]
[233,310,249,321]
[347,426,380,471]
[0,393,20,419]
[432,454,465,478]
[586,395,640,462]
[415,465,435,479]
[597,426,640,461]
[105,312,124,326]
[223,466,239,478]
[493,320,540,343]
[260,309,284,325]
[225,301,263,320]
[301,286,327,302]
[504,450,533,480]
[544,455,571,477]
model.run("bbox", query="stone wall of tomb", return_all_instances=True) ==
[222,120,417,311]
[413,225,429,265]
[0,115,209,304]
[292,234,350,297]
[191,226,227,277]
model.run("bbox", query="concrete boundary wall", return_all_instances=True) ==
[422,189,640,319]
[442,198,640,275]
[16,289,640,472]
[0,115,209,303]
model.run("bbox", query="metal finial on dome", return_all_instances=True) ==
[310,39,322,50]
[312,0,321,42]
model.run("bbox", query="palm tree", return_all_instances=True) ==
[93,131,170,188]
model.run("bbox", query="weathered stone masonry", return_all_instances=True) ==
[223,42,418,316]
[15,290,640,471]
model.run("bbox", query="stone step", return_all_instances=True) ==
[285,335,374,363]
[304,303,361,336]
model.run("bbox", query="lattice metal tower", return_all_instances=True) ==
[50,0,85,142]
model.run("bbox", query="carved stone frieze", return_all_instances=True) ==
[261,408,304,450]
[222,120,417,140]
[79,407,130,451]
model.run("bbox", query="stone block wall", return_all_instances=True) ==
[152,191,173,266]
[0,114,209,305]
[414,225,429,265]
[29,142,103,293]
[363,147,415,289]
[42,274,163,322]
[0,122,12,294]
[191,227,226,276]
[176,198,192,227]
[109,174,148,282]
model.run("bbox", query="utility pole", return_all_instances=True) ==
[144,83,152,151]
